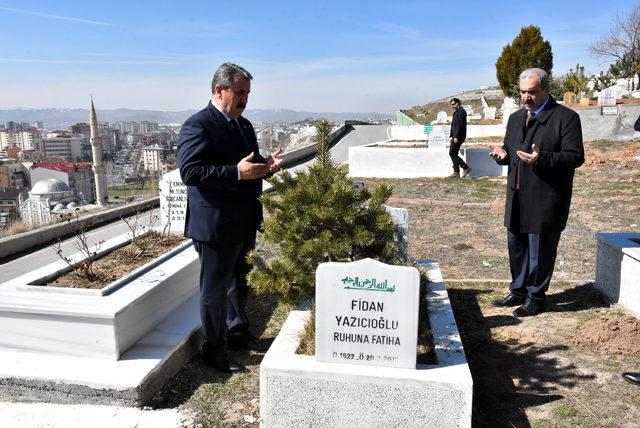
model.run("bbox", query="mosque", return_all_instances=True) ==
[18,98,108,225]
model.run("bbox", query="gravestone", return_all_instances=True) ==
[483,106,496,120]
[501,97,518,125]
[564,92,575,105]
[159,169,187,235]
[598,88,616,107]
[436,111,448,123]
[315,258,420,369]
[384,205,409,261]
[428,125,448,148]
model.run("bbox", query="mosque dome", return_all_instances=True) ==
[66,201,79,209]
[31,178,72,195]
[52,203,66,212]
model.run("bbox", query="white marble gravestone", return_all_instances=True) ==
[428,125,448,148]
[483,106,496,120]
[315,258,420,369]
[436,111,448,123]
[384,205,409,261]
[159,169,187,235]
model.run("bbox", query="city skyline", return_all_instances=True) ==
[0,0,635,113]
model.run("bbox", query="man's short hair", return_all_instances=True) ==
[450,98,461,105]
[211,62,253,93]
[519,68,549,90]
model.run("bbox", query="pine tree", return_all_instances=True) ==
[247,120,398,304]
[496,25,553,99]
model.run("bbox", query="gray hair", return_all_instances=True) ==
[211,62,253,92]
[519,68,549,90]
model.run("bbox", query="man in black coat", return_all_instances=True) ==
[178,63,282,372]
[448,97,471,178]
[490,68,584,317]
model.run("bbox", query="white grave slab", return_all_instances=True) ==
[315,258,419,369]
[436,111,448,123]
[159,169,187,235]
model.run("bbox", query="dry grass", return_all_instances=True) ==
[155,138,640,427]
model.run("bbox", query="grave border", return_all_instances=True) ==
[259,261,473,427]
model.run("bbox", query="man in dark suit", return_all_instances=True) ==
[490,68,584,317]
[178,62,282,372]
[448,97,471,178]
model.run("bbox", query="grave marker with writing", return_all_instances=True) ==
[428,125,448,148]
[159,168,187,235]
[315,258,419,369]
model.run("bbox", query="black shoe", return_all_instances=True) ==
[622,372,640,386]
[228,330,268,352]
[492,293,525,307]
[202,344,246,373]
[461,167,472,178]
[512,300,545,317]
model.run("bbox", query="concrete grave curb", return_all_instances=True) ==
[595,233,640,317]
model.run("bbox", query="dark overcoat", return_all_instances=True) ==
[497,96,584,234]
[178,102,265,243]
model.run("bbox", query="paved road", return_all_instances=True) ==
[0,209,159,284]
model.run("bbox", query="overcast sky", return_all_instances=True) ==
[0,0,635,112]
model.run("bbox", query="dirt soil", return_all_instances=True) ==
[46,233,185,289]
[156,138,640,427]
[572,315,640,354]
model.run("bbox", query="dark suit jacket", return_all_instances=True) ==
[450,108,467,142]
[497,96,584,234]
[178,102,265,243]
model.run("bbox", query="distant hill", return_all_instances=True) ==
[0,108,392,128]
[402,87,506,124]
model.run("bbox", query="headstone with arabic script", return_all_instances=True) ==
[315,258,419,369]
[159,168,187,235]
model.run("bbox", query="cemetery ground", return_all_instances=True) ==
[154,139,640,427]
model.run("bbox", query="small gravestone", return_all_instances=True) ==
[436,111,448,123]
[564,92,574,105]
[315,258,420,369]
[598,88,616,107]
[428,125,448,148]
[384,205,409,261]
[483,106,496,120]
[159,169,187,234]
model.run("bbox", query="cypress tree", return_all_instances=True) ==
[496,25,553,99]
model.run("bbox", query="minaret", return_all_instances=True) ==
[90,97,108,206]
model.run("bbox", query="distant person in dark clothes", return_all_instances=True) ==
[489,68,584,317]
[635,114,640,132]
[448,97,471,178]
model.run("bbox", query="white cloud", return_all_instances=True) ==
[0,6,111,26]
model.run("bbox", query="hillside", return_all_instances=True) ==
[402,87,505,124]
